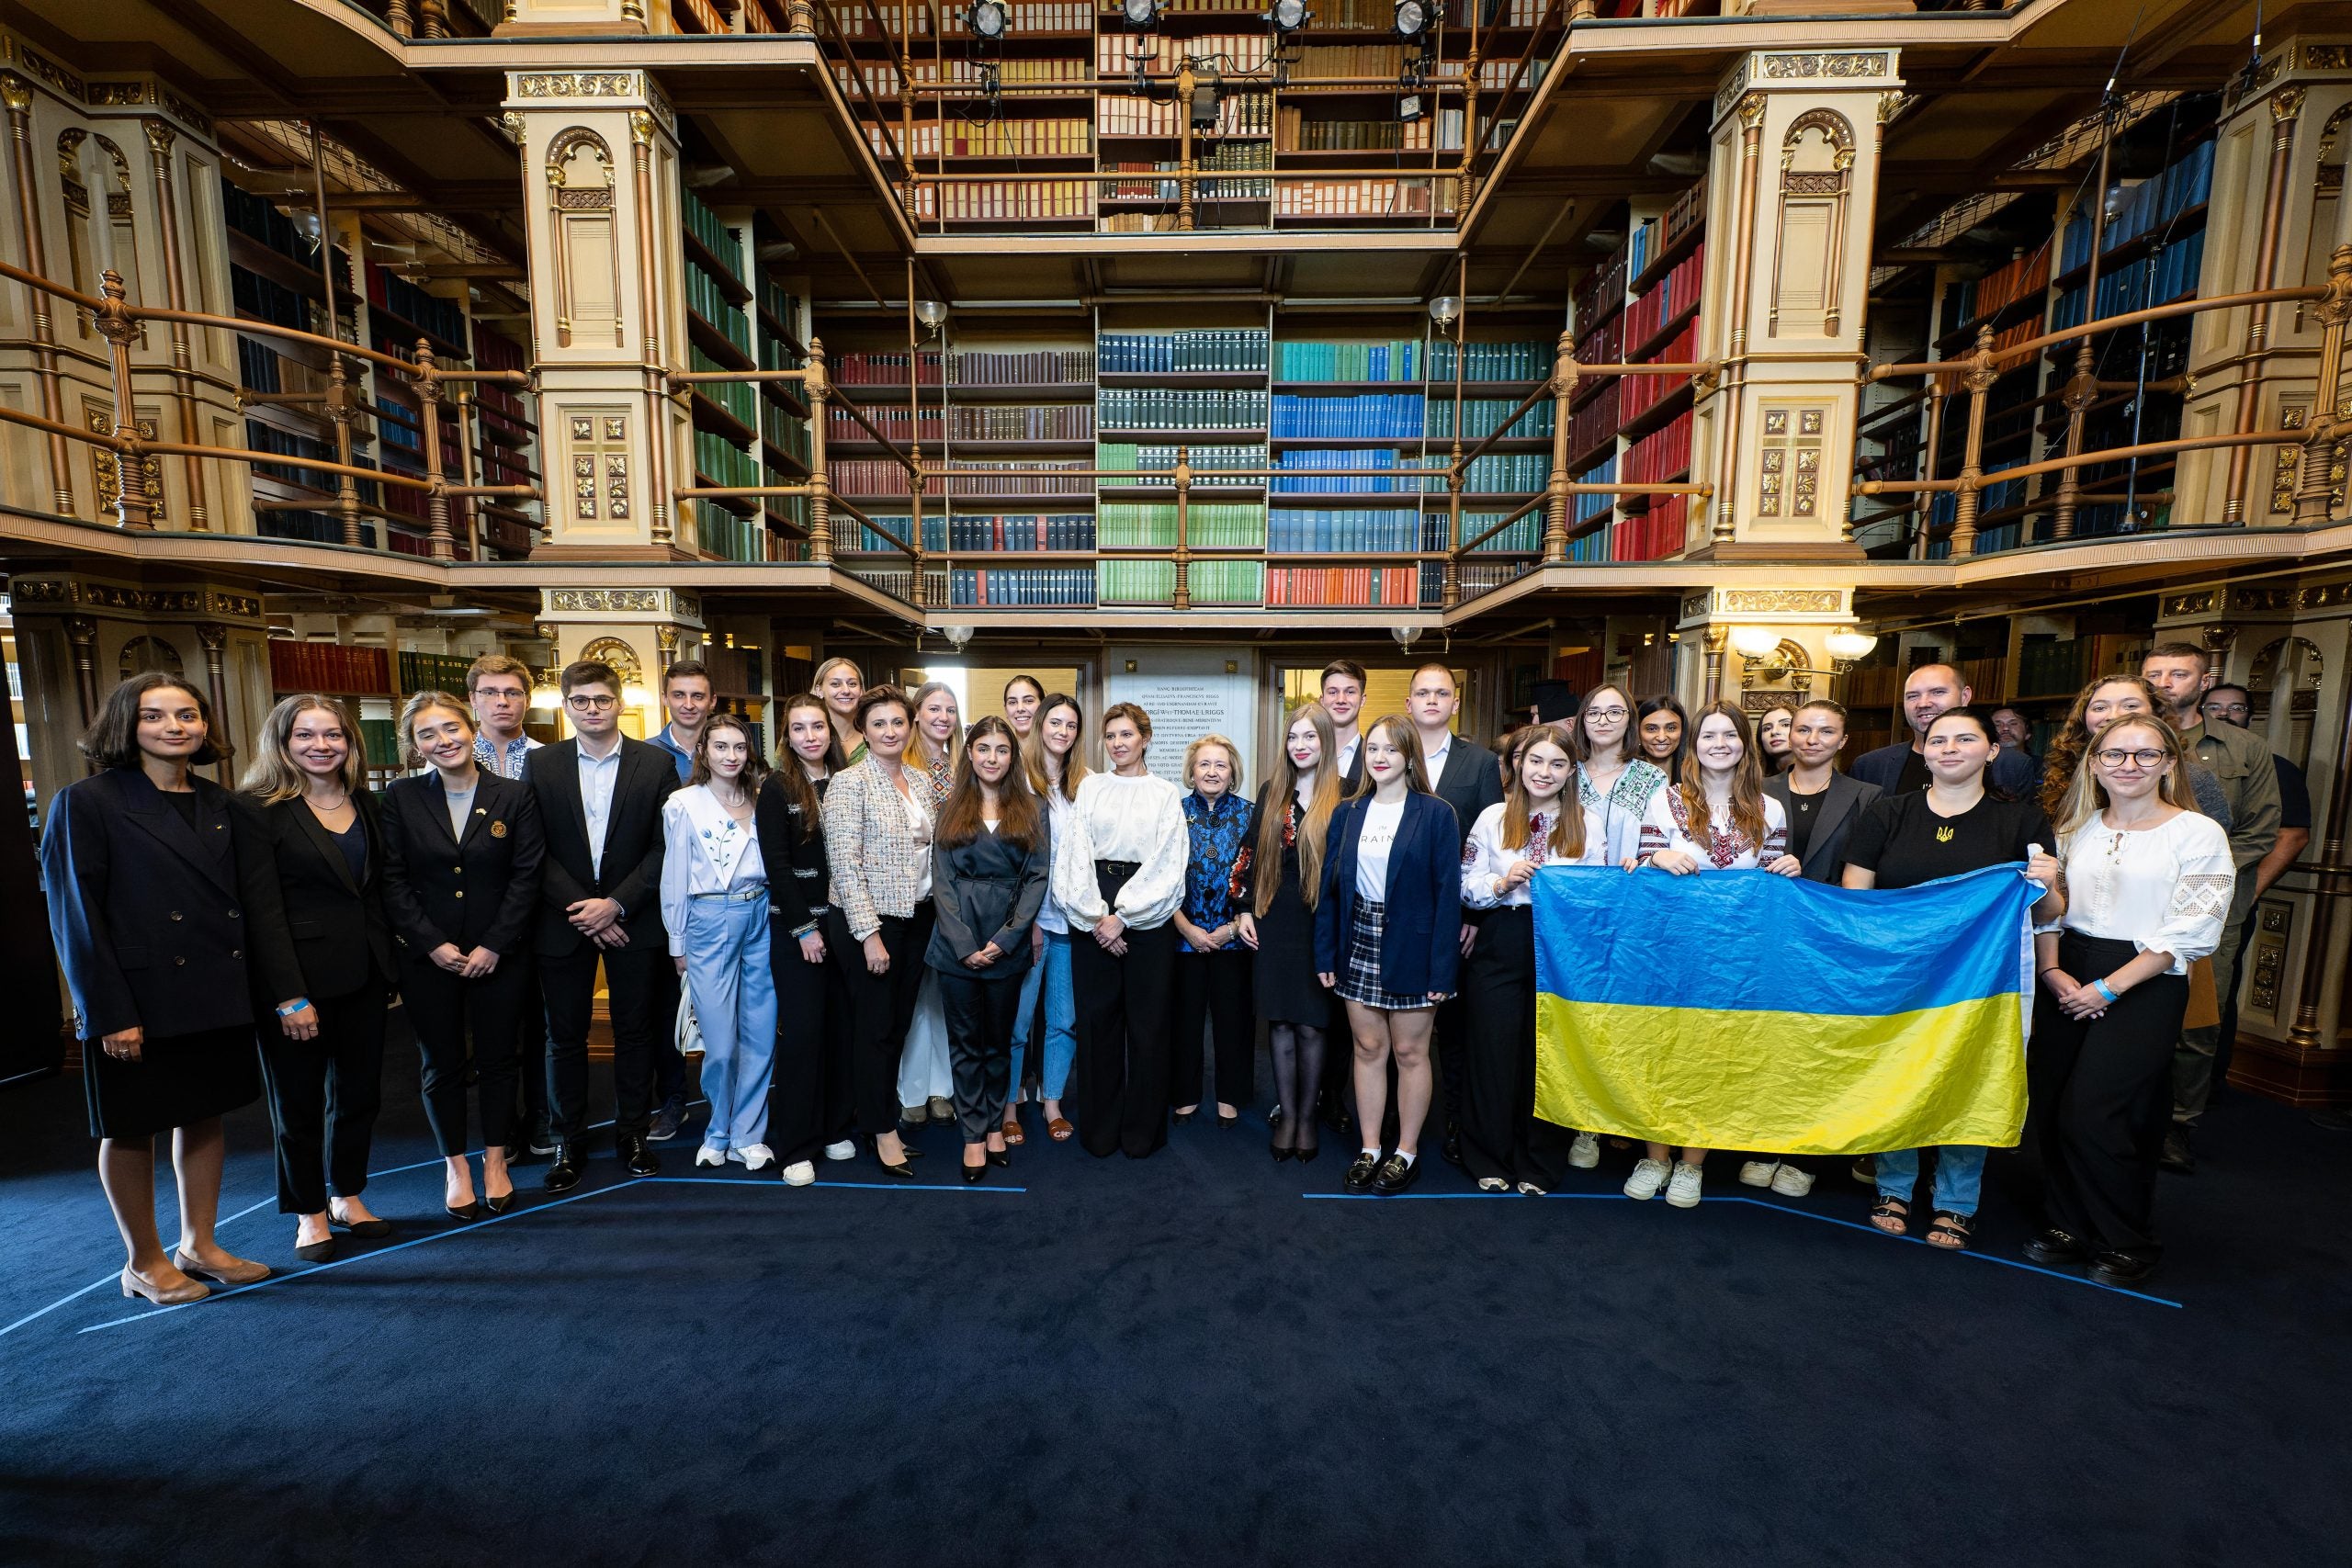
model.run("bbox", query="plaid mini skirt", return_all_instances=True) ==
[1336,897,1445,1011]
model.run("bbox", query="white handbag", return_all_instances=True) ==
[674,985,704,1058]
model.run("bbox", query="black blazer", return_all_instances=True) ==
[523,737,674,957]
[927,823,1050,983]
[1314,791,1464,997]
[40,769,255,1043]
[1429,738,1506,848]
[379,772,544,959]
[232,791,398,1004]
[754,772,831,937]
[1762,772,1883,884]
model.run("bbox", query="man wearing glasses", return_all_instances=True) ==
[523,660,679,1190]
[2141,643,2281,1174]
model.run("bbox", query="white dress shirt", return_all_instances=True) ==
[1036,787,1073,935]
[1422,734,1452,783]
[659,784,770,955]
[577,738,623,878]
[1050,770,1187,930]
[1335,733,1362,780]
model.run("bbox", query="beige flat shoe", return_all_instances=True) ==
[172,1248,272,1287]
[121,1267,209,1305]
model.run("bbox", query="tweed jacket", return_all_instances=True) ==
[821,757,934,942]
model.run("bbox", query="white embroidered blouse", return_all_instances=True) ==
[1459,799,1631,908]
[659,784,767,956]
[2055,809,2233,974]
[1636,786,1790,871]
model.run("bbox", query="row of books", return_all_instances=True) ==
[685,261,753,356]
[1426,397,1555,440]
[1452,558,1532,602]
[1621,321,1698,425]
[829,403,1097,443]
[1943,248,2051,339]
[763,401,812,466]
[1100,502,1265,547]
[693,430,762,491]
[1099,387,1270,430]
[1274,176,1455,218]
[1098,442,1267,481]
[1612,493,1688,564]
[1462,451,1551,493]
[268,640,392,695]
[691,346,759,431]
[1098,561,1178,604]
[1430,340,1549,382]
[1095,32,1274,72]
[1272,450,1441,495]
[933,513,1101,551]
[2058,141,2212,276]
[1267,566,1420,607]
[695,501,767,564]
[1623,183,1704,288]
[948,569,1099,607]
[911,181,1093,221]
[1269,509,1421,552]
[1623,243,1703,357]
[1574,235,1630,333]
[1447,512,1544,554]
[1572,453,1617,527]
[1188,561,1268,605]
[942,459,1096,497]
[1096,92,1273,138]
[2048,229,2206,333]
[1272,339,1426,383]
[1099,328,1272,373]
[1292,42,1406,76]
[2016,631,2149,697]
[831,57,1088,94]
[363,260,467,353]
[680,189,740,282]
[1623,411,1694,486]
[1273,109,1461,152]
[1272,392,1425,439]
[875,119,1093,159]
[831,514,930,553]
[1574,306,1623,373]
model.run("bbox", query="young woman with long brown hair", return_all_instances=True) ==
[1235,701,1345,1162]
[2040,674,2234,831]
[1626,701,1799,1209]
[1011,692,1091,1143]
[927,716,1050,1181]
[758,694,853,1185]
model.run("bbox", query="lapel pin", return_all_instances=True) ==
[491,819,508,839]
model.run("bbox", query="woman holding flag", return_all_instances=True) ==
[1624,703,1799,1208]
[1458,725,1640,1194]
[1840,709,2064,1249]
[2029,713,2232,1287]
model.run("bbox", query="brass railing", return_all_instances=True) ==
[0,259,542,561]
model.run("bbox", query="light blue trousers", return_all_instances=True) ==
[684,891,775,1153]
[1009,930,1077,1101]
[1876,1145,1987,1216]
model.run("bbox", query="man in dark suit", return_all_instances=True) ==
[1408,662,1504,1165]
[524,660,677,1190]
[1761,697,1881,884]
[1851,663,2037,797]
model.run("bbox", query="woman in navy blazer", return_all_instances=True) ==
[1314,714,1464,1198]
[380,693,545,1220]
[40,673,270,1306]
[233,694,401,1263]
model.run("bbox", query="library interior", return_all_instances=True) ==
[0,0,2348,1560]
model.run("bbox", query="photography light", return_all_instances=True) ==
[1266,0,1308,31]
[1393,0,1430,38]
[966,0,1008,37]
[1121,0,1162,28]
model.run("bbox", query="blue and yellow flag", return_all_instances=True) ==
[1532,863,2036,1155]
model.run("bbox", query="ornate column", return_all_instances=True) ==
[195,621,232,784]
[1689,51,1902,562]
[505,71,691,561]
[141,118,207,530]
[0,69,74,513]
[537,588,706,743]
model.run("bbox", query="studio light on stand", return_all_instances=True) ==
[1121,0,1163,28]
[966,0,1009,38]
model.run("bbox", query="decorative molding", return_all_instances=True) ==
[1761,51,1891,82]
[141,118,175,156]
[515,72,639,99]
[2160,589,2218,616]
[2274,85,2309,125]
[2307,43,2352,70]
[6,579,260,618]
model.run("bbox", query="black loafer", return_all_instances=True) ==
[617,1134,659,1178]
[2088,1251,2159,1288]
[2023,1228,2088,1266]
[328,1209,394,1238]
[295,1236,335,1264]
[1342,1151,1382,1195]
[1441,1131,1465,1169]
[544,1145,582,1193]
[1372,1153,1421,1196]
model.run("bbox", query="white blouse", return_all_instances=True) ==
[1050,770,1187,930]
[1035,787,1073,935]
[901,783,933,902]
[659,784,768,955]
[1460,798,1628,908]
[2056,809,2233,974]
[1637,787,1790,871]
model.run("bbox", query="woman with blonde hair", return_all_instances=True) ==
[233,694,399,1261]
[1171,733,1253,1128]
[1236,701,1344,1162]
[899,680,964,1126]
[812,656,865,765]
[1010,692,1089,1142]
[2029,712,2232,1286]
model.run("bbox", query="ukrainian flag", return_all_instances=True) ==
[1532,863,2036,1155]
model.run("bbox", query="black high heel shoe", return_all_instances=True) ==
[962,1160,988,1184]
[1271,1140,1295,1163]
[483,1190,517,1215]
[446,1200,481,1221]
[1295,1143,1321,1164]
[879,1159,918,1180]
[987,1148,1011,1168]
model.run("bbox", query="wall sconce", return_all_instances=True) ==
[1729,624,1879,689]
[1391,625,1424,649]
[942,624,974,651]
[914,299,948,337]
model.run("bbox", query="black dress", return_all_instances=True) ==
[1238,782,1329,1026]
[40,769,262,1139]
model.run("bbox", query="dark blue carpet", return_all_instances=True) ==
[3,1016,2348,1566]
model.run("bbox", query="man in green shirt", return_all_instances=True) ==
[2142,642,2281,1173]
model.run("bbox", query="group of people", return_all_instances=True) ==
[40,638,2280,1306]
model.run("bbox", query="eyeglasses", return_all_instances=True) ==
[566,694,617,711]
[1584,706,1629,721]
[2095,748,2169,770]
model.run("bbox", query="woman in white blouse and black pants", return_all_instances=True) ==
[2029,713,2233,1287]
[1051,702,1188,1159]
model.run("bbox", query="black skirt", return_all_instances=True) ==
[1250,845,1329,1026]
[85,1024,264,1140]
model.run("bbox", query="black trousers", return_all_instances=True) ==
[1455,907,1571,1188]
[2029,931,2188,1260]
[257,984,389,1214]
[1172,948,1254,1110]
[831,902,934,1139]
[542,941,666,1143]
[650,957,687,1111]
[405,958,532,1157]
[770,913,854,1166]
[511,955,549,1135]
[940,968,1023,1144]
[1070,894,1178,1157]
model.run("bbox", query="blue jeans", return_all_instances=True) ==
[1876,1145,1986,1215]
[682,892,776,1152]
[1009,931,1077,1101]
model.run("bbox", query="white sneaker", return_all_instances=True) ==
[1569,1132,1600,1169]
[822,1139,856,1162]
[1738,1159,1779,1188]
[1770,1163,1815,1197]
[1623,1157,1670,1201]
[733,1144,775,1172]
[695,1145,726,1168]
[1666,1160,1704,1208]
[1476,1177,1510,1192]
[781,1160,817,1187]
[1515,1180,1547,1197]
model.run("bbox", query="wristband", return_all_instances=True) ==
[277,998,311,1017]
[2091,978,2120,1005]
